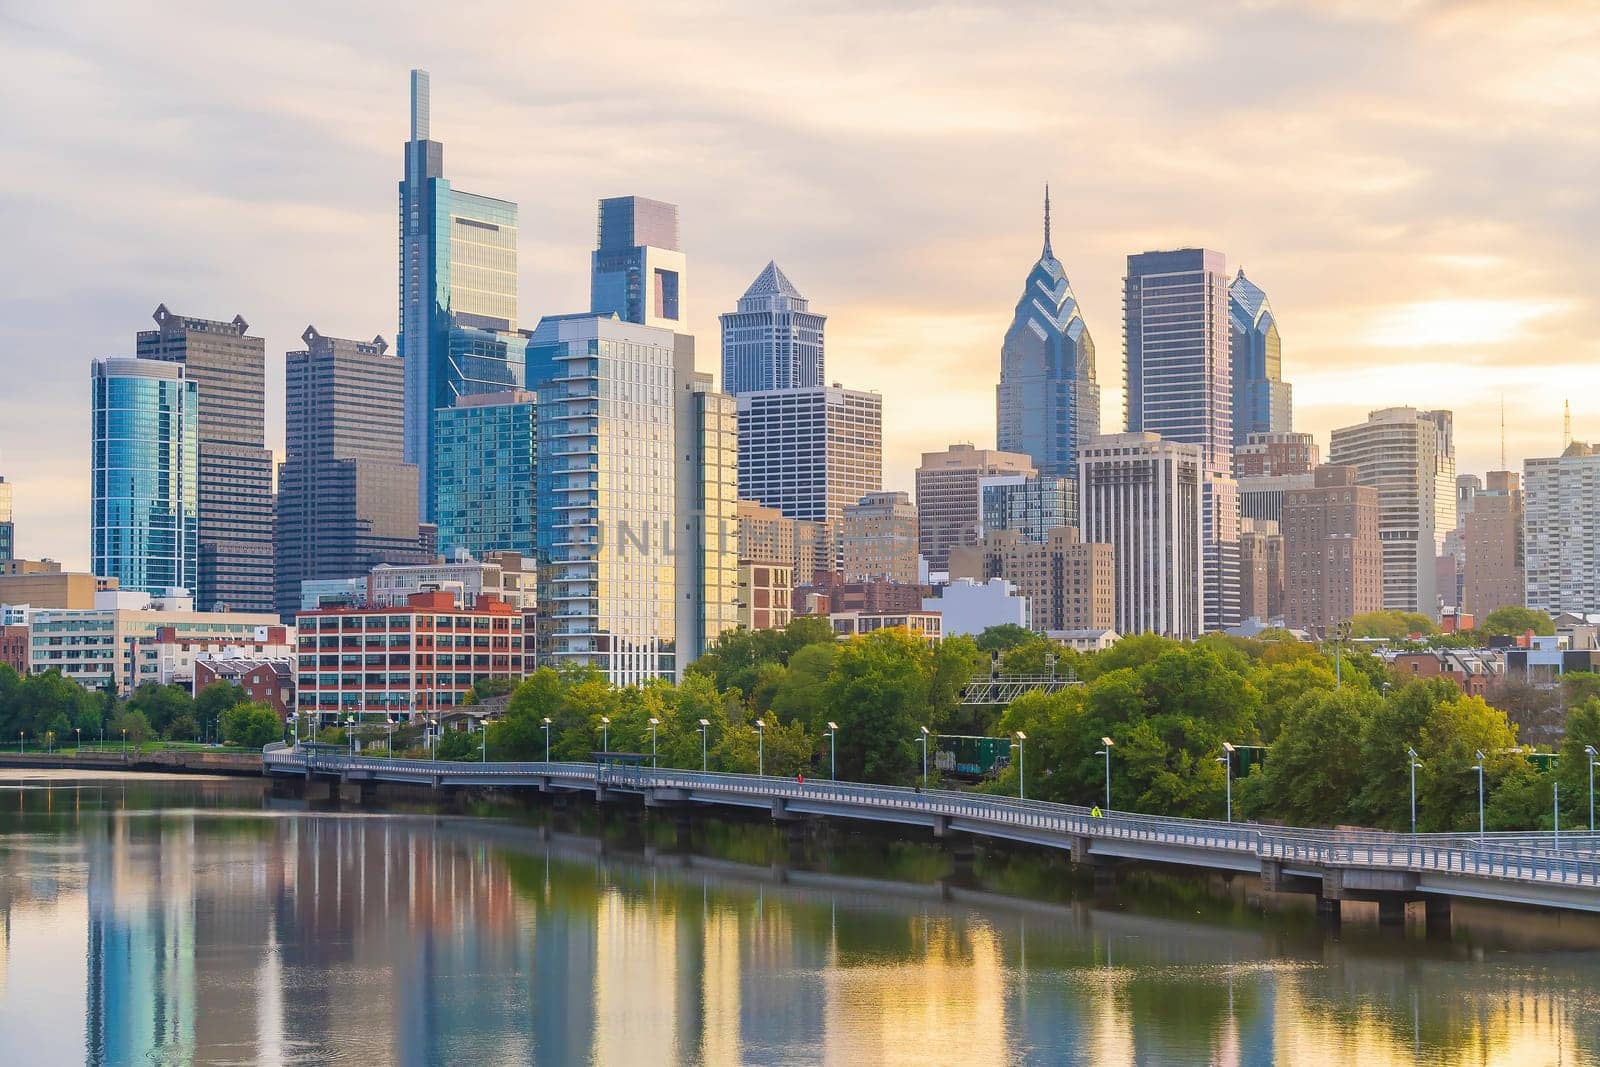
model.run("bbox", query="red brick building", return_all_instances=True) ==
[195,659,295,719]
[0,625,26,675]
[295,591,523,725]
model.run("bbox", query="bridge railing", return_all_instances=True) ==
[262,747,1600,888]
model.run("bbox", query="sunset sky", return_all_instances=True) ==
[2,1,1597,568]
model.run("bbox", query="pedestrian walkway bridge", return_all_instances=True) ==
[262,744,1600,916]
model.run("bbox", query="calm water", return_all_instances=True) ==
[1,773,1598,1065]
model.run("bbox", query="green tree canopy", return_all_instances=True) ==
[1347,611,1437,640]
[1479,606,1556,637]
[220,702,282,748]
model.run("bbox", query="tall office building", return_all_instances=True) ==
[1125,249,1238,631]
[91,359,198,597]
[275,327,428,616]
[675,364,740,673]
[915,444,1035,571]
[432,390,538,559]
[736,386,882,527]
[1329,408,1456,617]
[1281,465,1384,633]
[1079,432,1203,639]
[1524,443,1600,615]
[720,262,825,395]
[947,527,1115,634]
[529,314,680,685]
[840,491,920,585]
[590,196,687,331]
[136,305,272,612]
[1228,270,1291,448]
[398,69,523,517]
[1462,470,1524,618]
[0,469,11,562]
[979,474,1077,544]
[997,189,1100,480]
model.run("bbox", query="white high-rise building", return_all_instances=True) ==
[1079,432,1203,639]
[1525,443,1600,615]
[1328,407,1456,618]
[736,386,882,528]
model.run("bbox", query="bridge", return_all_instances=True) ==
[262,743,1600,919]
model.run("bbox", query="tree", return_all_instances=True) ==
[194,681,246,739]
[765,642,837,730]
[1243,688,1376,826]
[163,713,200,742]
[109,708,152,746]
[820,629,933,784]
[220,702,282,748]
[125,683,194,736]
[1479,606,1556,637]
[1348,610,1437,640]
[975,623,1035,653]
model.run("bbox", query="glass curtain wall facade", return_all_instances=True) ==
[398,69,522,519]
[0,474,12,562]
[719,261,825,396]
[91,358,198,596]
[674,363,740,672]
[432,390,538,559]
[529,315,679,686]
[997,190,1100,481]
[590,197,687,331]
[1228,269,1291,449]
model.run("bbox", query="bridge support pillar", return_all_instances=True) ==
[1376,895,1408,927]
[1091,862,1117,895]
[1425,897,1452,936]
[1314,895,1341,926]
[674,810,693,852]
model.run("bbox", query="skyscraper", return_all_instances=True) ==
[1079,432,1203,639]
[1281,464,1384,633]
[1228,269,1291,448]
[590,196,686,331]
[736,386,882,527]
[1462,470,1523,619]
[720,262,825,395]
[1125,249,1237,632]
[432,390,538,560]
[840,491,920,585]
[275,327,428,616]
[1329,408,1456,617]
[1524,443,1600,615]
[997,189,1100,480]
[398,69,522,517]
[0,469,12,562]
[91,358,198,597]
[529,314,681,685]
[915,444,1035,571]
[136,304,273,612]
[675,364,740,673]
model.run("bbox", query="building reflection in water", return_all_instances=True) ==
[0,779,1596,1065]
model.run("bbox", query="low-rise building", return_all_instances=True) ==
[139,624,295,686]
[0,624,26,674]
[1047,628,1120,653]
[294,590,524,724]
[795,574,928,617]
[924,578,1029,637]
[737,560,792,631]
[829,610,942,644]
[194,659,295,719]
[1388,649,1501,697]
[0,559,108,611]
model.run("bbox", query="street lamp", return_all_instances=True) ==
[698,718,711,772]
[75,727,81,753]
[1217,742,1235,822]
[121,729,127,758]
[600,715,610,753]
[1554,780,1561,849]
[345,715,356,755]
[755,719,766,776]
[648,717,660,768]
[1014,731,1027,800]
[825,722,839,780]
[917,726,930,788]
[1475,750,1487,843]
[480,717,488,763]
[1097,736,1115,810]
[1586,745,1598,832]
[1407,746,1422,835]
[18,731,23,755]
[542,717,553,763]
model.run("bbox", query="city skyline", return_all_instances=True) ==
[3,2,1597,567]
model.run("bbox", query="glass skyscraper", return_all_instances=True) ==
[398,69,523,519]
[91,358,198,596]
[0,471,12,562]
[719,261,825,395]
[590,196,687,331]
[997,189,1100,480]
[528,314,681,686]
[432,390,538,559]
[1228,269,1291,449]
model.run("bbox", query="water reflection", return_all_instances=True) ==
[0,774,1596,1065]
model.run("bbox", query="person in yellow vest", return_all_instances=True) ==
[1090,806,1103,818]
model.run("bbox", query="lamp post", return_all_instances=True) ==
[1586,745,1597,832]
[480,718,487,763]
[698,719,710,772]
[755,719,765,776]
[121,729,127,758]
[18,731,23,755]
[1554,780,1561,849]
[917,726,930,788]
[1475,750,1487,843]
[1407,746,1422,835]
[1014,731,1027,801]
[826,722,838,780]
[542,717,552,763]
[601,716,610,754]
[1097,736,1115,810]
[648,717,659,768]
[1217,742,1235,822]
[75,727,81,753]
[345,716,356,755]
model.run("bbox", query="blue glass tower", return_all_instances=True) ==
[1228,268,1291,448]
[398,69,522,520]
[91,358,198,596]
[432,390,538,558]
[996,188,1100,480]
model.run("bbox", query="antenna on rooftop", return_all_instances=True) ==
[1564,399,1572,451]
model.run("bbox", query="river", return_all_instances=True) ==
[0,771,1596,1065]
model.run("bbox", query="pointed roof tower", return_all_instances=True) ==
[1043,183,1053,260]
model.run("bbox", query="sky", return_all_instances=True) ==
[1,0,1597,570]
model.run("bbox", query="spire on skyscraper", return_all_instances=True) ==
[1043,183,1053,260]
